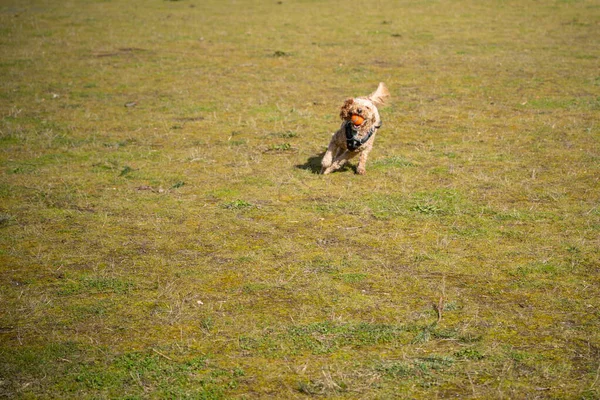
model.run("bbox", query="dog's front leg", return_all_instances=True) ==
[356,148,371,175]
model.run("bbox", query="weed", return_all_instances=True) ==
[200,317,214,332]
[58,276,134,296]
[372,156,415,168]
[221,200,253,210]
[276,131,298,138]
[336,273,367,283]
[265,143,292,152]
[411,202,443,215]
[376,360,413,377]
[297,375,347,395]
[119,166,134,177]
[273,50,291,57]
[418,355,455,370]
[0,212,14,226]
[285,322,407,354]
[454,348,484,360]
[376,354,455,385]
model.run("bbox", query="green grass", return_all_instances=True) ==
[1,0,599,398]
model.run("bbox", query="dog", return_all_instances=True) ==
[321,82,390,175]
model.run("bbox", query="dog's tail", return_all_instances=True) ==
[368,82,390,106]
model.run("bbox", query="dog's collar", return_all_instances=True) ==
[345,120,381,151]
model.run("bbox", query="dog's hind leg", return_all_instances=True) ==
[320,141,338,174]
[322,151,356,174]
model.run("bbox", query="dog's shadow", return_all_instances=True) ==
[295,152,354,174]
[296,153,323,174]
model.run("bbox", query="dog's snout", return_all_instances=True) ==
[357,108,362,115]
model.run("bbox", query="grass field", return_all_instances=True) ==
[1,0,599,398]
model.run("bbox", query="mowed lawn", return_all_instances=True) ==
[1,0,599,398]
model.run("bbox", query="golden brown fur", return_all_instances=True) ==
[321,82,390,175]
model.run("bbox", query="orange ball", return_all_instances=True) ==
[351,114,365,126]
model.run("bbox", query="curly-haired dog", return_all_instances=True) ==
[321,82,390,175]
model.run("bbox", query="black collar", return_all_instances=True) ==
[345,120,381,151]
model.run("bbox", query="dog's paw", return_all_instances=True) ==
[356,167,366,175]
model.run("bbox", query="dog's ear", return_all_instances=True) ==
[340,98,354,119]
[368,82,390,106]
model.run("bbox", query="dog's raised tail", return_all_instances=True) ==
[368,82,390,106]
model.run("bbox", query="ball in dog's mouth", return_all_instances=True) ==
[351,114,365,126]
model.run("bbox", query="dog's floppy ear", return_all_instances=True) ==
[340,98,354,119]
[367,82,390,106]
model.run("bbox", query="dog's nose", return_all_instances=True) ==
[357,108,362,115]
